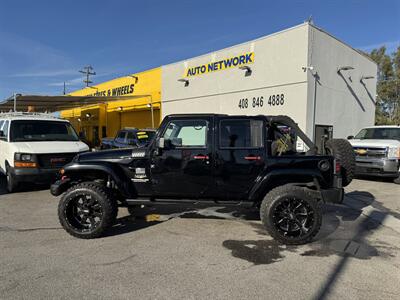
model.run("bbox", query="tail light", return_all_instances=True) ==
[334,160,341,174]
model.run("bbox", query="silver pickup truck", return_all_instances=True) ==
[348,125,400,184]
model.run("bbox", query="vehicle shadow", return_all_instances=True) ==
[0,176,7,195]
[105,204,260,237]
[0,175,49,196]
[105,193,373,241]
[355,174,395,184]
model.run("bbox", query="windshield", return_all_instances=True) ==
[355,128,400,141]
[10,120,79,142]
[136,130,156,146]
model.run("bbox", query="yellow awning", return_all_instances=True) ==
[0,94,152,112]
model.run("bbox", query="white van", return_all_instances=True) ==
[0,113,89,192]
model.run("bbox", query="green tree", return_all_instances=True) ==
[367,46,400,125]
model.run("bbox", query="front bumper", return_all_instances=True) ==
[355,157,399,177]
[50,178,71,196]
[10,167,59,184]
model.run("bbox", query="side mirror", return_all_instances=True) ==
[347,135,354,140]
[0,130,5,139]
[157,137,182,149]
[170,138,182,147]
[157,137,165,149]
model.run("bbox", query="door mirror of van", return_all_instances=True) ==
[347,135,354,140]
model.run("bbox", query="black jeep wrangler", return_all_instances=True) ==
[51,114,355,245]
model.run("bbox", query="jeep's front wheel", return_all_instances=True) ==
[260,185,322,245]
[58,182,118,239]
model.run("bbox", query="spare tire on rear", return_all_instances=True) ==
[325,139,355,187]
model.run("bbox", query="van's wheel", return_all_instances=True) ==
[6,167,18,193]
[58,182,118,239]
[325,139,355,187]
[260,185,322,245]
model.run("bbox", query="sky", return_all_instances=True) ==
[0,0,399,100]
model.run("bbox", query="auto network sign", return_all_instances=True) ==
[184,52,254,77]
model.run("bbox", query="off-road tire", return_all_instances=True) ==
[260,185,322,245]
[326,139,355,187]
[58,182,118,239]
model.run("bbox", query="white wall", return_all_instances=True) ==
[162,24,310,130]
[161,23,377,141]
[307,25,377,139]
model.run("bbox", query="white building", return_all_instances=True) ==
[161,22,377,145]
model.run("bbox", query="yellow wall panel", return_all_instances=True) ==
[61,67,161,145]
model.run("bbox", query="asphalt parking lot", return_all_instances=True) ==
[0,178,399,300]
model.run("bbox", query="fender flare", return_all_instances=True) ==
[62,162,137,198]
[248,169,325,201]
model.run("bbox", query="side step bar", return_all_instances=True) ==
[124,198,254,207]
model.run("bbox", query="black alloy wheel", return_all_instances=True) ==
[260,185,322,245]
[65,194,103,232]
[272,197,315,238]
[58,182,118,239]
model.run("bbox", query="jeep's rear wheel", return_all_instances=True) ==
[58,182,118,239]
[260,185,322,245]
[325,139,355,187]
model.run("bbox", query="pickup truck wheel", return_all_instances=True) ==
[260,185,322,245]
[58,182,118,239]
[325,139,355,187]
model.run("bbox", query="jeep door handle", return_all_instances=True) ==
[244,156,262,161]
[193,155,209,160]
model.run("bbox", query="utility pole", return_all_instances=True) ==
[63,82,66,95]
[79,65,96,87]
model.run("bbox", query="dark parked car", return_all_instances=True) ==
[100,128,155,149]
[51,114,354,245]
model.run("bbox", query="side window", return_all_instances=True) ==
[269,125,297,156]
[0,120,4,139]
[115,131,127,143]
[220,119,263,148]
[126,131,135,145]
[1,121,9,140]
[162,119,208,148]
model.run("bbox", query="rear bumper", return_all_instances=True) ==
[9,167,59,184]
[355,157,399,177]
